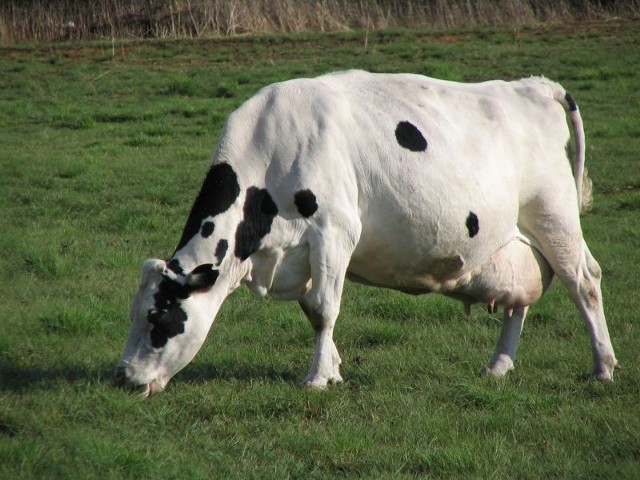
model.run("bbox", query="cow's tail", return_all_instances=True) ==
[552,84,593,213]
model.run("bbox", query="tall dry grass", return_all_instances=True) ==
[1,0,638,44]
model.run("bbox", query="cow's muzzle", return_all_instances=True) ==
[113,365,163,398]
[113,365,128,385]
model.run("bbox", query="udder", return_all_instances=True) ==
[444,234,554,312]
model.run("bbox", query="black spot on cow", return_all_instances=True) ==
[234,187,279,261]
[174,162,240,253]
[294,189,318,218]
[565,92,578,112]
[201,221,215,238]
[149,279,189,348]
[215,239,228,266]
[149,305,186,348]
[395,121,428,152]
[466,212,479,238]
[166,258,184,275]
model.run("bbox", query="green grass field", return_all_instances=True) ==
[1,20,640,479]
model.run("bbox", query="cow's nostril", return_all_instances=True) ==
[113,366,127,385]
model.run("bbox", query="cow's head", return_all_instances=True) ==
[114,259,225,397]
[114,159,285,396]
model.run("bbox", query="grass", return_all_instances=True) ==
[2,20,640,479]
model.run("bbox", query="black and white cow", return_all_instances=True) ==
[115,70,617,397]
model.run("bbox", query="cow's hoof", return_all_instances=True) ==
[303,373,343,390]
[594,356,618,381]
[594,367,614,381]
[304,381,328,390]
[483,355,514,377]
[595,371,613,381]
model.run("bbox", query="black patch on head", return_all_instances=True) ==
[201,221,215,238]
[395,121,428,152]
[149,279,190,348]
[174,162,240,253]
[148,264,219,348]
[294,189,318,218]
[466,212,479,238]
[234,187,279,261]
[565,92,578,112]
[215,239,228,266]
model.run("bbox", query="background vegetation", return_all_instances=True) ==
[1,13,639,480]
[1,0,639,43]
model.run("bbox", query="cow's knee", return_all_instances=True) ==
[578,274,601,311]
[299,297,338,332]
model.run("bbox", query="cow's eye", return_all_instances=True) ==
[147,309,160,325]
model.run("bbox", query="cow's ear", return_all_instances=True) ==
[185,264,219,292]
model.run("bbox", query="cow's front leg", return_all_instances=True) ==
[485,306,528,377]
[299,300,343,388]
[298,216,360,389]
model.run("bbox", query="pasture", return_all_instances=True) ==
[1,19,640,479]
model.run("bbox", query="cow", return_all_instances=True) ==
[114,70,617,397]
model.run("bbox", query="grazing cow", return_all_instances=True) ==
[115,70,617,397]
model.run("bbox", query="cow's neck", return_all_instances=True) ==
[168,230,251,289]
[169,241,216,275]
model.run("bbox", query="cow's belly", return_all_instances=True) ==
[348,240,508,294]
[348,227,553,309]
[347,250,474,294]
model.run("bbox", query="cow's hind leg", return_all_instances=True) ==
[574,242,617,379]
[544,238,616,379]
[485,306,528,377]
[299,215,361,389]
[521,204,617,380]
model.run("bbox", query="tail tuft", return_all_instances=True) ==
[581,166,593,213]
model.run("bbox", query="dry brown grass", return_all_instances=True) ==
[1,0,638,44]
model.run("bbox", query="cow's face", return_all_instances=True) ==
[115,259,222,397]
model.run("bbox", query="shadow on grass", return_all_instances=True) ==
[0,360,116,393]
[1,351,616,396]
[0,354,306,394]
[177,361,302,386]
